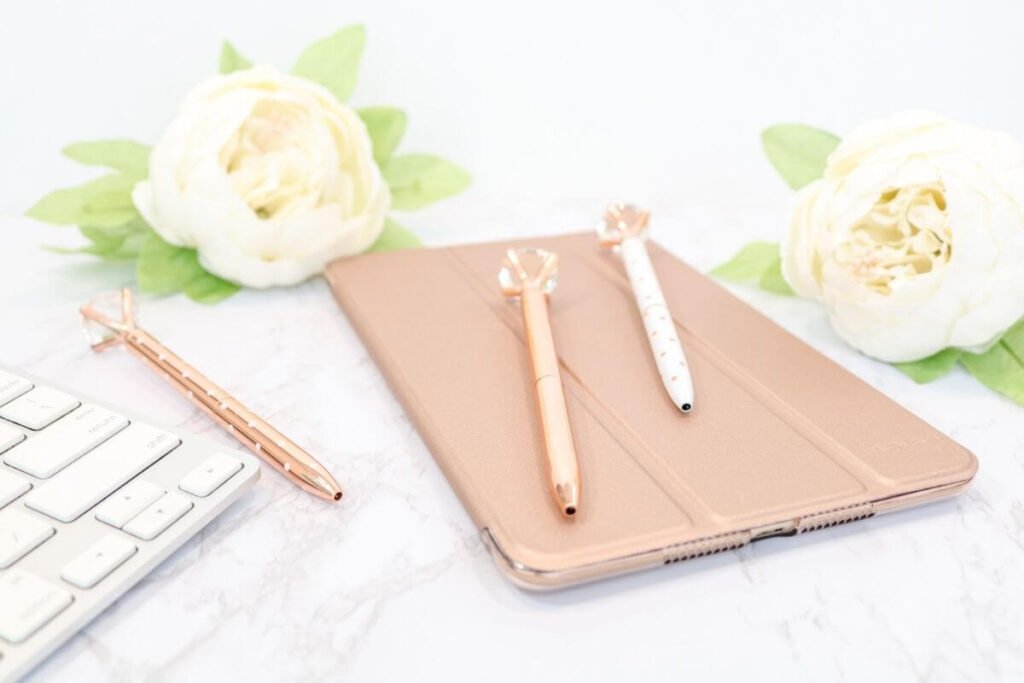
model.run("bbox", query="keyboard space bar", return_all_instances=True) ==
[25,423,181,523]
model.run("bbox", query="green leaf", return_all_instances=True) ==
[762,124,840,190]
[80,218,151,259]
[1001,318,1024,357]
[76,189,140,228]
[182,274,242,304]
[83,189,136,212]
[961,321,1024,405]
[136,232,194,293]
[711,241,781,282]
[49,235,147,260]
[136,232,239,304]
[712,241,794,296]
[383,154,471,210]
[79,207,139,229]
[292,25,365,101]
[219,40,253,74]
[46,219,151,261]
[758,258,795,296]
[369,219,422,252]
[892,348,962,383]
[26,173,140,226]
[62,140,150,174]
[359,107,407,165]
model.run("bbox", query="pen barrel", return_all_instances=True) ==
[122,329,342,501]
[521,287,560,380]
[621,237,668,311]
[534,375,580,505]
[620,237,694,410]
[521,288,580,515]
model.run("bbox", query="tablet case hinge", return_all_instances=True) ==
[662,530,750,564]
[796,502,874,533]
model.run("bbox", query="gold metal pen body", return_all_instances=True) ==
[80,289,343,502]
[124,329,343,501]
[520,287,581,516]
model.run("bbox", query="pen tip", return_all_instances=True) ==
[681,402,693,413]
[556,482,579,518]
[334,491,343,501]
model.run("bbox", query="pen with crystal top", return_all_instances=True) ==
[598,204,695,413]
[499,248,581,518]
[80,289,343,502]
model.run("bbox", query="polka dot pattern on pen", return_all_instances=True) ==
[620,237,694,412]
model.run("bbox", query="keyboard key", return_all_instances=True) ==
[0,469,31,508]
[0,508,55,569]
[25,423,180,523]
[0,370,32,406]
[0,569,73,643]
[179,453,243,497]
[95,480,165,528]
[123,491,193,541]
[0,422,25,454]
[0,387,79,430]
[4,404,129,478]
[61,535,137,589]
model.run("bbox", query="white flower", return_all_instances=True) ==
[133,66,390,288]
[782,111,1024,362]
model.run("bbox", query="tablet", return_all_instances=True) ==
[326,232,977,589]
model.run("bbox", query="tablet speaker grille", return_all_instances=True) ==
[797,502,874,533]
[662,531,750,564]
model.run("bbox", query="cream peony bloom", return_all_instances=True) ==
[133,66,390,288]
[782,111,1024,362]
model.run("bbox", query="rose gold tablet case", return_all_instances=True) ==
[325,233,977,590]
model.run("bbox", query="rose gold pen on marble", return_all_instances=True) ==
[80,289,343,502]
[499,248,581,518]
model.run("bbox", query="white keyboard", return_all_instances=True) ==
[0,365,260,681]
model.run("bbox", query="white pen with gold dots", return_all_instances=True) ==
[598,204,694,413]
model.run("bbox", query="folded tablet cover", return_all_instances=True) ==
[325,232,976,585]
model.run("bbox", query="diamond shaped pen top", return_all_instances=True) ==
[597,203,651,248]
[498,248,559,298]
[80,289,138,351]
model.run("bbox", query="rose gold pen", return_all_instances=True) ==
[499,248,581,518]
[80,289,343,502]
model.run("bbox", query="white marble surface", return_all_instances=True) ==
[3,198,1022,682]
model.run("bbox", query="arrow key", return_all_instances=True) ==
[123,492,193,541]
[61,534,137,589]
